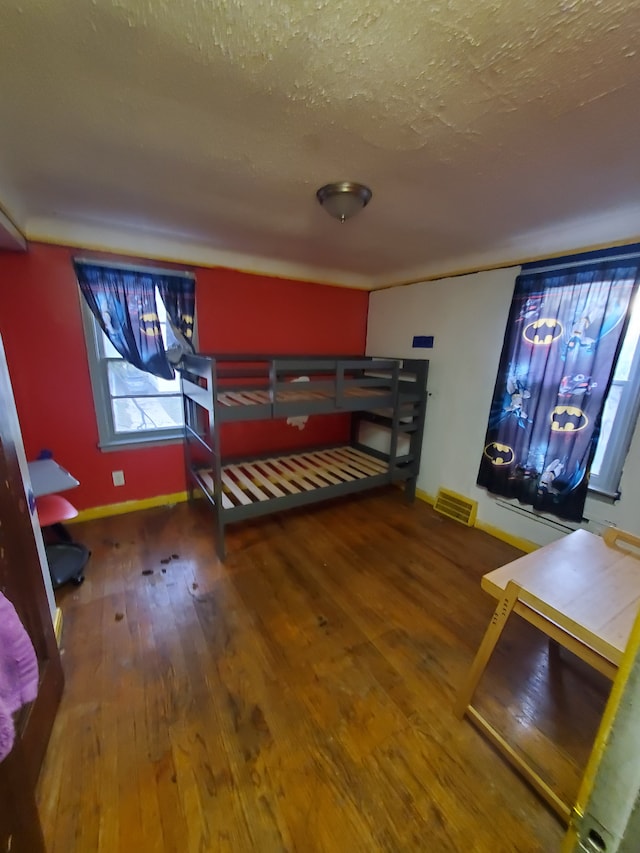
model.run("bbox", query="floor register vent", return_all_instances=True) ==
[434,487,478,527]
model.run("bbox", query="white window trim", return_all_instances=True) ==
[588,318,640,499]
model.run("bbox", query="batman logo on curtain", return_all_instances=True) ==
[550,406,588,432]
[483,443,515,465]
[523,318,564,345]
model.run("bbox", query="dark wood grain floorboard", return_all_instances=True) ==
[36,488,605,851]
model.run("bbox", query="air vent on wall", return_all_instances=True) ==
[434,487,478,527]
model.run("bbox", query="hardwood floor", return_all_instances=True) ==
[36,489,610,851]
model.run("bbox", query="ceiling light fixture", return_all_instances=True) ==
[316,181,372,223]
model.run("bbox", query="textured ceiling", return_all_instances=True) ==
[1,0,639,287]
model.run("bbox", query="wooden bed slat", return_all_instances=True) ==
[220,492,234,510]
[238,463,287,499]
[241,391,271,404]
[277,460,319,491]
[334,447,387,475]
[199,469,214,492]
[199,469,234,509]
[267,458,317,491]
[223,391,264,407]
[317,451,364,481]
[227,465,270,502]
[281,455,338,488]
[221,470,253,506]
[295,454,342,485]
[299,451,357,483]
[332,446,386,474]
[217,393,237,407]
[252,460,302,495]
[276,389,325,402]
[317,449,370,479]
[201,448,392,513]
[342,447,387,473]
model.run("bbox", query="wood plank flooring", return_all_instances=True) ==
[36,489,610,851]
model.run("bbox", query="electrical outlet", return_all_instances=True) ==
[112,470,125,487]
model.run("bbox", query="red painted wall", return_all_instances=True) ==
[0,243,369,510]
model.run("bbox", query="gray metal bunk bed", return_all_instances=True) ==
[180,353,429,559]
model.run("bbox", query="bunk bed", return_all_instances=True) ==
[180,354,429,558]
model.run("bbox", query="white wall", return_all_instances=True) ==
[367,268,640,547]
[0,334,57,619]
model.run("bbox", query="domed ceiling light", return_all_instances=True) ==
[316,181,372,223]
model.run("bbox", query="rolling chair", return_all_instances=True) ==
[36,494,90,588]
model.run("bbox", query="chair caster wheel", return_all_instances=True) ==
[72,575,85,586]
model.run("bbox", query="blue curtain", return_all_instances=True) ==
[477,260,640,521]
[75,263,194,379]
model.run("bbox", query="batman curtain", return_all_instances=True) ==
[477,260,640,522]
[75,263,195,379]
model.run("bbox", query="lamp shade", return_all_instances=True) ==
[316,182,372,223]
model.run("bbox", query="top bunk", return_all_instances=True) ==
[179,353,428,423]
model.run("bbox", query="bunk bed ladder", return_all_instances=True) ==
[404,359,429,500]
[181,362,205,504]
[180,355,227,560]
[387,361,401,475]
[181,381,194,502]
[209,357,226,559]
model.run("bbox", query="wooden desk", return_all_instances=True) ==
[482,529,640,676]
[456,527,640,819]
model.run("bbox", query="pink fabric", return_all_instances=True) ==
[0,699,14,761]
[0,592,39,762]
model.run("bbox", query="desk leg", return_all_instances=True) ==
[456,581,573,820]
[455,581,520,718]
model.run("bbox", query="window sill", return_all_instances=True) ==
[587,485,621,503]
[98,432,184,452]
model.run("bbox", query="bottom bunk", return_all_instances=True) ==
[190,444,415,558]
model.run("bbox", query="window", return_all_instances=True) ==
[513,244,640,503]
[80,286,187,448]
[589,288,640,498]
[478,246,640,522]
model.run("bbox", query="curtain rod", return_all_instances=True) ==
[523,250,640,277]
[74,256,196,279]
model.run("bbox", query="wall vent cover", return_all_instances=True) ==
[433,487,477,527]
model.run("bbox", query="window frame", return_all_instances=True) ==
[79,283,189,451]
[521,245,640,502]
[588,297,640,499]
